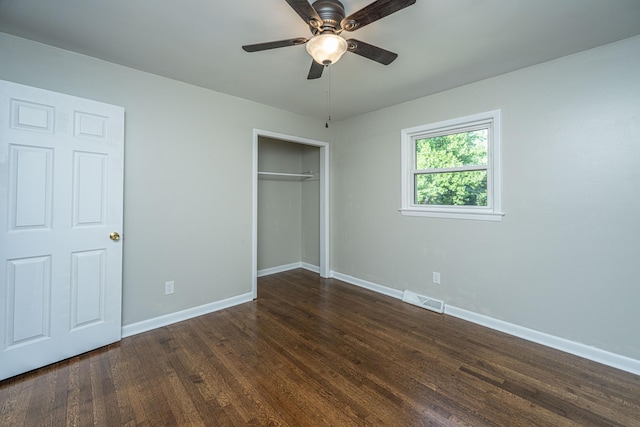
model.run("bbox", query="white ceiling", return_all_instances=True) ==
[1,0,640,121]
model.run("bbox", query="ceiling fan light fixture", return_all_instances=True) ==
[306,33,348,65]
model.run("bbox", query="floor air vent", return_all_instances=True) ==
[402,290,444,314]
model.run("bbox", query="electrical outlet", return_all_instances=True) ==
[165,280,175,295]
[432,272,441,285]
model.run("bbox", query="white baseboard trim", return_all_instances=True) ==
[124,263,321,338]
[330,270,640,377]
[445,306,640,376]
[121,292,254,338]
[257,262,302,277]
[258,262,319,277]
[301,262,320,274]
[330,271,404,300]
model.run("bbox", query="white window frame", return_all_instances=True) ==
[400,110,504,221]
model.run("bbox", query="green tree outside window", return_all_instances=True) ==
[415,130,488,206]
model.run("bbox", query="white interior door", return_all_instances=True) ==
[0,80,124,380]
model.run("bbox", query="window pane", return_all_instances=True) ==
[415,171,487,206]
[415,129,488,169]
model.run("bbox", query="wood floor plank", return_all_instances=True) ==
[1,269,639,426]
[190,313,292,426]
[1,375,31,426]
[224,304,388,426]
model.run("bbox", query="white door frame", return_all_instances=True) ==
[252,129,330,298]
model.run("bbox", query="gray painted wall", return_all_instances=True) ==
[258,138,303,270]
[0,33,329,326]
[257,138,320,270]
[331,36,640,360]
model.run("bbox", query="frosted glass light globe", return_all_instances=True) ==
[306,33,348,65]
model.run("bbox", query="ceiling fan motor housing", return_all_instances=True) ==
[311,0,346,34]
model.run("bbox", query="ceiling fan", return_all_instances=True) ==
[242,0,417,79]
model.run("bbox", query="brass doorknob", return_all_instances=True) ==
[109,232,120,241]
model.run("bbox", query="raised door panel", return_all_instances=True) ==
[4,256,52,348]
[73,152,107,227]
[70,250,105,329]
[11,99,55,133]
[8,145,53,230]
[74,112,108,140]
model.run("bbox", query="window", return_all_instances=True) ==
[400,110,503,221]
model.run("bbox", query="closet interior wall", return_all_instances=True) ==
[257,137,320,273]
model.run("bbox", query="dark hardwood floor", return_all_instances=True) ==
[2,269,639,426]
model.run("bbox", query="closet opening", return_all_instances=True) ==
[251,130,330,299]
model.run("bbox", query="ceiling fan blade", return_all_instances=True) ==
[307,60,325,79]
[242,38,308,52]
[285,0,323,29]
[346,39,398,65]
[341,0,416,31]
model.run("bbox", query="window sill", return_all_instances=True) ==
[399,208,505,222]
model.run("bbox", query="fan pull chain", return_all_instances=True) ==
[325,65,331,128]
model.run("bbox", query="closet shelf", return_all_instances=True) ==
[258,171,314,181]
